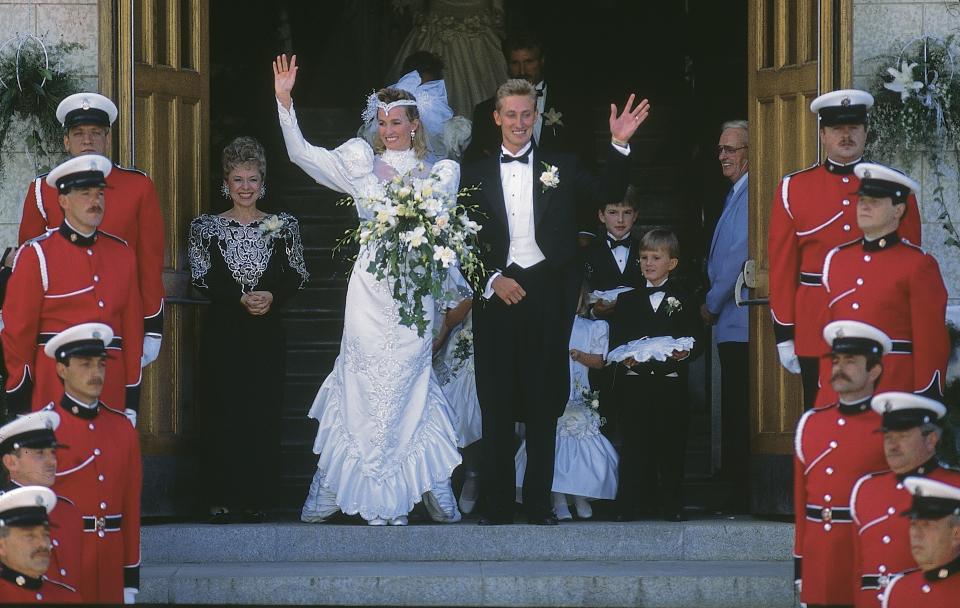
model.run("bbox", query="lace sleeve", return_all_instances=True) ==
[277,100,375,198]
[188,216,214,288]
[431,159,461,198]
[279,213,310,289]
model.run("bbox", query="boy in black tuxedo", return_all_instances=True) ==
[583,186,644,318]
[609,229,703,521]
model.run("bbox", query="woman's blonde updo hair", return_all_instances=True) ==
[371,87,429,160]
[222,136,266,180]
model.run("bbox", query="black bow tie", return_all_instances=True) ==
[607,236,631,249]
[501,149,531,164]
[646,286,666,295]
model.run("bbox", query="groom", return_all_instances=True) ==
[464,78,650,524]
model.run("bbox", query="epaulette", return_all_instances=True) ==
[938,461,960,473]
[783,161,820,179]
[100,403,127,417]
[900,237,925,253]
[55,493,76,507]
[113,163,149,177]
[33,170,51,180]
[97,230,128,246]
[23,229,55,246]
[835,238,861,251]
[41,577,76,593]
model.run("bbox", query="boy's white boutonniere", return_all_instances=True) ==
[539,162,559,192]
[259,214,287,239]
[543,107,563,127]
[664,296,682,316]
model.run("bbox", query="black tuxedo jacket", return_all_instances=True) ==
[609,279,704,378]
[463,82,594,164]
[582,236,644,291]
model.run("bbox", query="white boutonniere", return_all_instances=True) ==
[664,296,682,316]
[543,107,563,127]
[259,214,287,239]
[539,162,559,192]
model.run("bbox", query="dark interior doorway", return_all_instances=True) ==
[206,0,747,512]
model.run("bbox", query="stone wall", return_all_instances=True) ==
[0,0,99,249]
[853,0,960,303]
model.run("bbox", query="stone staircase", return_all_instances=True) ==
[139,519,795,606]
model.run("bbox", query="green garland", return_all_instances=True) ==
[865,35,960,253]
[0,36,84,178]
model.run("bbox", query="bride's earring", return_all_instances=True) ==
[220,183,230,199]
[410,130,416,139]
[258,184,267,199]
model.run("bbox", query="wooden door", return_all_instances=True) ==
[747,2,851,458]
[100,0,209,514]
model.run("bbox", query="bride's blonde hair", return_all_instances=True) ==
[371,87,429,160]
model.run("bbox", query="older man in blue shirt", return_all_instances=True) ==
[701,119,749,513]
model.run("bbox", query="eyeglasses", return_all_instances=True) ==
[717,145,748,155]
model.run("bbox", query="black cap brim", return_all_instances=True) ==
[56,339,108,361]
[818,105,868,126]
[0,430,62,454]
[856,179,909,202]
[0,506,49,527]
[831,337,883,356]
[64,108,111,130]
[56,171,107,194]
[903,496,960,519]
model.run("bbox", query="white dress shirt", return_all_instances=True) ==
[647,278,667,312]
[607,231,630,273]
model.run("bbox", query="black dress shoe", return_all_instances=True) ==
[242,510,266,523]
[527,514,558,525]
[613,512,635,522]
[662,511,685,522]
[478,514,513,525]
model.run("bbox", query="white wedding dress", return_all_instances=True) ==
[278,101,463,522]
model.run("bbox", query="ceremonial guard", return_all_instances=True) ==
[822,163,948,399]
[767,89,922,406]
[881,477,960,608]
[1,155,143,418]
[41,323,141,604]
[850,393,960,607]
[0,412,82,595]
[0,486,77,603]
[794,320,890,607]
[15,93,165,367]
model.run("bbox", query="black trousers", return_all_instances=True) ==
[614,373,688,515]
[718,341,750,511]
[474,262,571,519]
[799,356,820,410]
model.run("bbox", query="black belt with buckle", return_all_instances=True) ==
[799,272,823,286]
[805,505,852,522]
[82,515,122,532]
[38,333,123,349]
[890,340,913,353]
[861,573,892,590]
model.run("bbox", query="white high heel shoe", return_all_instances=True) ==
[552,492,573,521]
[388,516,408,526]
[367,517,388,526]
[573,495,593,519]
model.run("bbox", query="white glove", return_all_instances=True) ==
[141,335,162,367]
[123,587,138,604]
[777,340,802,374]
[124,408,138,428]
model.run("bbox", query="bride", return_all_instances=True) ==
[273,54,462,526]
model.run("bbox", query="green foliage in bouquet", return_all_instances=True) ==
[338,170,485,337]
[0,36,85,179]
[866,35,960,252]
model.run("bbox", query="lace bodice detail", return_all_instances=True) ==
[379,148,420,177]
[189,212,309,293]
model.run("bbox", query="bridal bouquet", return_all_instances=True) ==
[342,172,484,337]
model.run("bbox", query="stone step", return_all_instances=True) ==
[139,559,794,607]
[142,521,791,564]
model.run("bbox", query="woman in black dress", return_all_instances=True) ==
[189,136,309,522]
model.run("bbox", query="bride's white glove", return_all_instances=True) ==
[777,340,802,374]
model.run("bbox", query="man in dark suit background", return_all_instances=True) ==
[463,78,649,525]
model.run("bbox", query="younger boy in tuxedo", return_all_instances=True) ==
[608,228,703,521]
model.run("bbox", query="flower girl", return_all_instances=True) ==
[515,286,618,519]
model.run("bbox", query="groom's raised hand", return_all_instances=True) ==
[609,94,651,144]
[273,53,298,110]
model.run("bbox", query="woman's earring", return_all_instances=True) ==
[258,185,267,199]
[410,130,416,139]
[220,183,230,199]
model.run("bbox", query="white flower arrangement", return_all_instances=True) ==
[451,328,474,374]
[543,107,564,127]
[341,172,484,337]
[664,296,682,316]
[539,162,559,192]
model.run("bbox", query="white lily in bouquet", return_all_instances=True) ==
[340,171,484,337]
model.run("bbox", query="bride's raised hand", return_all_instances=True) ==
[273,54,298,110]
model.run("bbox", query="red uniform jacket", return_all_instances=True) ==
[794,399,887,605]
[767,160,921,356]
[4,482,83,596]
[822,233,948,398]
[881,558,960,608]
[851,462,960,607]
[18,166,165,336]
[0,568,78,604]
[49,396,141,604]
[1,224,143,413]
